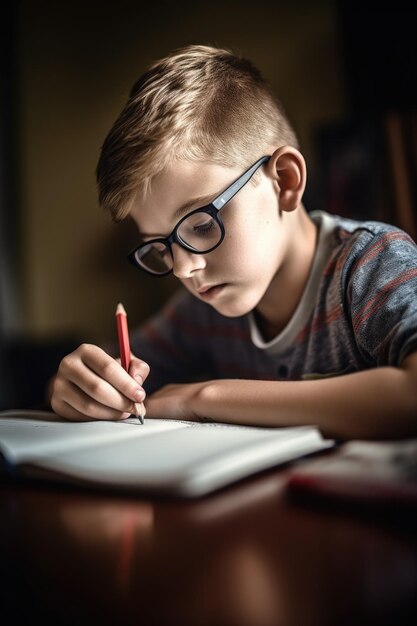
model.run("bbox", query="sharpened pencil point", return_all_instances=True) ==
[116,302,127,316]
[134,402,146,425]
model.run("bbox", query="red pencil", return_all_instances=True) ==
[116,302,145,424]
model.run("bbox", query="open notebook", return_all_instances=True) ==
[0,410,334,497]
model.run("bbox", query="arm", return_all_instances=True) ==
[144,350,417,440]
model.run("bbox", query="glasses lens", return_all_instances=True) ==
[135,241,172,275]
[177,211,222,251]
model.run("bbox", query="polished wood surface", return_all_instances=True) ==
[1,467,416,626]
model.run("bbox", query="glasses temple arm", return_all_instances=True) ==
[212,156,270,209]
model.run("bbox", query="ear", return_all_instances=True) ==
[266,146,307,212]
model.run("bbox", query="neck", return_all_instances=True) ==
[255,206,318,341]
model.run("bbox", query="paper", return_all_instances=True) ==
[0,410,334,497]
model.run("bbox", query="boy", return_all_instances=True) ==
[50,44,417,439]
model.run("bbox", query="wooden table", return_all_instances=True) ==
[1,467,416,626]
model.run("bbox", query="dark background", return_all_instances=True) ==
[1,1,416,408]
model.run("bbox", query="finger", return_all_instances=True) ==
[52,374,130,420]
[52,397,131,422]
[64,344,146,405]
[57,379,136,421]
[62,356,144,412]
[52,397,99,422]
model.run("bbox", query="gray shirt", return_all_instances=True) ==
[130,211,417,393]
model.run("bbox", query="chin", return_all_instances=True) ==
[210,293,260,318]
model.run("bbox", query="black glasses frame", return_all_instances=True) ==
[127,155,271,276]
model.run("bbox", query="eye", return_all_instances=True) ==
[181,215,216,237]
[193,219,216,235]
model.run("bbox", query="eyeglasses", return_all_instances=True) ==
[127,155,270,276]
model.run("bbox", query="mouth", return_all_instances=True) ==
[196,284,226,301]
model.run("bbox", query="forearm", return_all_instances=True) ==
[194,362,417,440]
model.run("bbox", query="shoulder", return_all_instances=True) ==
[311,210,417,279]
[311,209,415,248]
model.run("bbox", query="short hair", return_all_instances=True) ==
[96,44,299,221]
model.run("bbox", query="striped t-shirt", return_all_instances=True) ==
[130,210,417,394]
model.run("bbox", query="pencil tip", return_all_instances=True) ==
[134,402,146,423]
[116,302,126,316]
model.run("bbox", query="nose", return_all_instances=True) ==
[171,243,206,279]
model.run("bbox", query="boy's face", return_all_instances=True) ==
[129,159,291,318]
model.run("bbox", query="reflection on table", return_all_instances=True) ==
[0,466,416,626]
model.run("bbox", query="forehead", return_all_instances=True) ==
[129,159,242,234]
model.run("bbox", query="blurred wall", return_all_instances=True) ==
[17,0,344,343]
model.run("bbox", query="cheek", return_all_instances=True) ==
[209,229,256,278]
[225,212,282,273]
[210,187,282,273]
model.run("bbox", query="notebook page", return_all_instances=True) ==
[23,424,328,489]
[0,413,188,462]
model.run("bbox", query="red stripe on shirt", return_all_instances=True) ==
[296,304,343,344]
[353,267,417,333]
[323,228,352,277]
[350,231,414,275]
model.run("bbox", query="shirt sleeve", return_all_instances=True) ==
[345,226,417,367]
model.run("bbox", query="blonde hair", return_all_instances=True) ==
[96,44,299,221]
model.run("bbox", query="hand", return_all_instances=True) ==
[145,382,209,422]
[51,343,150,421]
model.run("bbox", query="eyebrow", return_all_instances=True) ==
[138,190,220,238]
